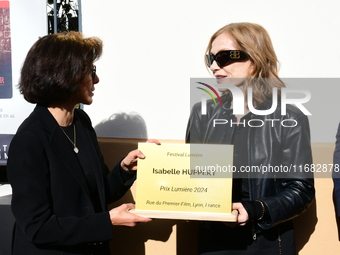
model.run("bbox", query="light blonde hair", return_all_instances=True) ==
[206,22,285,107]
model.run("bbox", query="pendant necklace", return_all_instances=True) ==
[60,124,79,153]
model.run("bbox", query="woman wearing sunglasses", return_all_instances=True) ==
[186,22,314,255]
[7,32,153,255]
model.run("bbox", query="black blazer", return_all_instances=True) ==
[7,105,136,255]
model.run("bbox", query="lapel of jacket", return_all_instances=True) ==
[33,105,92,202]
[74,109,106,211]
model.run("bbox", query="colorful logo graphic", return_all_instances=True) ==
[196,82,222,106]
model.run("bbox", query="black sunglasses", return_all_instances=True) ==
[92,65,96,79]
[205,50,249,68]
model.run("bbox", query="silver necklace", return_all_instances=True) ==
[60,125,79,153]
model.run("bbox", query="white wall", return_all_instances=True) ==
[0,0,46,134]
[81,0,340,142]
[2,0,339,142]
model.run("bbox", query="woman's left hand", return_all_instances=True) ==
[120,139,161,171]
[233,202,249,226]
[121,150,145,171]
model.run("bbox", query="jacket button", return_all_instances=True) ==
[234,153,239,157]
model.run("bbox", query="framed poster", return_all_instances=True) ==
[0,0,12,99]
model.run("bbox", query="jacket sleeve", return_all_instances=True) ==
[258,112,315,229]
[76,108,136,204]
[186,103,203,143]
[333,123,340,216]
[7,131,113,246]
[105,161,136,204]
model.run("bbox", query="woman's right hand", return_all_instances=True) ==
[109,203,152,227]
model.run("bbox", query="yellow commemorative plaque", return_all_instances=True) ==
[131,143,237,222]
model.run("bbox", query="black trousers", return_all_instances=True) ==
[198,221,296,255]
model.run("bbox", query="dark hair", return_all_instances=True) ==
[19,31,103,105]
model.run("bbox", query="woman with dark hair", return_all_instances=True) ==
[7,32,152,255]
[186,22,314,255]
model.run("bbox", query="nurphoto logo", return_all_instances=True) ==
[195,80,311,128]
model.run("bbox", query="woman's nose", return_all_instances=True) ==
[210,60,220,72]
[93,74,100,84]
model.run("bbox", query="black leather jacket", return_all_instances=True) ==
[186,95,315,229]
